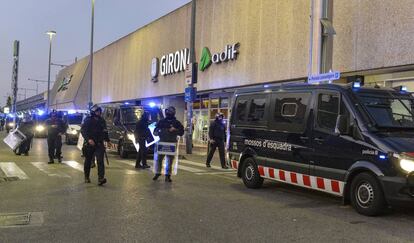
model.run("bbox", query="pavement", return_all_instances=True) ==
[0,134,414,242]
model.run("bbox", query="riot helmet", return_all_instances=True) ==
[90,105,102,117]
[165,106,176,119]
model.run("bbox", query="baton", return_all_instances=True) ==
[104,149,110,165]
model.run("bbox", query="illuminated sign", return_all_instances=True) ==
[57,74,73,92]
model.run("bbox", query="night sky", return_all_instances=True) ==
[0,0,190,106]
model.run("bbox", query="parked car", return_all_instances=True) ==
[228,82,414,216]
[101,103,162,158]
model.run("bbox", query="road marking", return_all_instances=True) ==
[180,159,236,171]
[0,162,29,180]
[31,162,71,178]
[61,161,84,172]
[147,160,205,173]
[195,171,235,175]
[117,159,206,173]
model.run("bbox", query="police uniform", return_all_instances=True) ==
[16,118,34,155]
[81,106,109,185]
[153,107,184,182]
[134,112,151,169]
[46,114,66,163]
[206,114,228,169]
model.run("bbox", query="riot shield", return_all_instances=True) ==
[153,137,181,175]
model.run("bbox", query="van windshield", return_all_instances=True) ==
[356,92,414,129]
[120,107,161,124]
[121,108,143,124]
[67,114,83,124]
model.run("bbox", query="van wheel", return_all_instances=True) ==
[119,142,128,158]
[350,172,386,216]
[241,157,263,189]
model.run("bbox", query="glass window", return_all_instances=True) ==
[211,98,219,109]
[317,93,339,131]
[210,109,219,119]
[193,100,201,109]
[282,103,298,117]
[121,108,143,124]
[273,93,310,133]
[247,97,267,122]
[201,98,209,109]
[235,98,248,123]
[221,109,229,119]
[356,93,414,128]
[220,98,229,108]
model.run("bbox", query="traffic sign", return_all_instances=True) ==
[308,71,340,84]
[185,87,197,102]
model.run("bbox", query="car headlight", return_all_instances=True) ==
[127,133,135,142]
[8,122,15,127]
[35,125,45,132]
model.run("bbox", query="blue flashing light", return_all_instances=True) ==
[263,84,270,88]
[352,81,361,89]
[68,109,76,114]
[37,109,45,116]
[401,86,408,92]
[379,154,387,160]
[124,102,130,105]
[149,102,156,108]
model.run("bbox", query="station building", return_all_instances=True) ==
[50,0,414,146]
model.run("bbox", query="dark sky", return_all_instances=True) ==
[0,0,191,106]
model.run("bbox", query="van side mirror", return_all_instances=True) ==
[335,115,349,135]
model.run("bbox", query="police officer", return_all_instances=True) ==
[134,111,151,169]
[15,114,34,156]
[206,113,228,169]
[81,105,110,185]
[153,106,184,182]
[46,111,66,164]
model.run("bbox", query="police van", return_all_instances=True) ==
[101,103,162,158]
[228,82,414,216]
[62,110,87,145]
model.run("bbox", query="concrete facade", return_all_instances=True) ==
[92,0,311,104]
[50,0,414,106]
[333,0,414,73]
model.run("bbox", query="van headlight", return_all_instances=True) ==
[68,129,78,135]
[35,125,45,132]
[127,133,135,142]
[400,159,414,173]
[395,153,414,173]
[7,122,15,127]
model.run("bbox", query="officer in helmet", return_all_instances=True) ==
[81,105,110,185]
[206,112,228,169]
[153,106,184,182]
[134,111,151,169]
[46,110,66,164]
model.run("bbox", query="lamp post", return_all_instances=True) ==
[88,0,95,109]
[46,30,56,113]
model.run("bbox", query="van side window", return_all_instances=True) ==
[247,97,267,122]
[317,93,339,131]
[273,93,310,133]
[235,99,248,123]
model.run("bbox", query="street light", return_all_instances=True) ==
[89,0,95,109]
[46,30,56,113]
